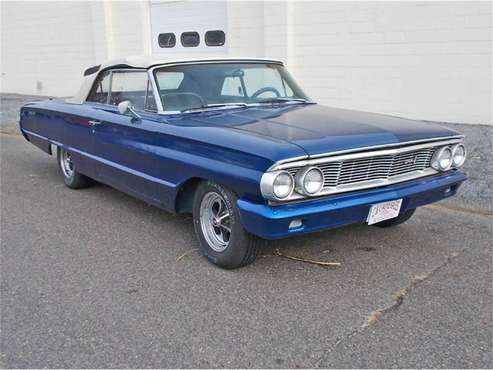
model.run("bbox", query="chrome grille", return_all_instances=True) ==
[287,147,436,189]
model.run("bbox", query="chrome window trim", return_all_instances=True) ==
[84,69,112,105]
[148,59,283,72]
[85,68,162,114]
[268,136,464,171]
[107,70,113,105]
[147,69,164,113]
[148,60,287,115]
[86,68,147,103]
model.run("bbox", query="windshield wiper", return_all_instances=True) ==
[257,97,313,105]
[181,103,248,113]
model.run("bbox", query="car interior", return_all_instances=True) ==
[86,64,301,113]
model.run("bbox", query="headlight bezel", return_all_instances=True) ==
[295,166,325,196]
[451,143,466,168]
[260,170,295,201]
[431,146,453,171]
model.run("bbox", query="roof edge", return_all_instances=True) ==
[97,55,284,72]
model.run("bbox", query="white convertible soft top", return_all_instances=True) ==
[67,55,283,104]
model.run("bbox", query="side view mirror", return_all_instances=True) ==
[117,100,141,120]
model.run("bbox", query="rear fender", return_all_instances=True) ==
[27,133,53,155]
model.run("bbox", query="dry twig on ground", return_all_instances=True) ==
[274,249,341,267]
[176,248,200,262]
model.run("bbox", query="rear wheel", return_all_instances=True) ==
[372,208,416,228]
[193,181,260,269]
[57,147,92,189]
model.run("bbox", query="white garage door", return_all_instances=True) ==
[150,1,227,54]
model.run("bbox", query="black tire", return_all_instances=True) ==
[372,208,416,228]
[57,147,92,189]
[193,181,260,269]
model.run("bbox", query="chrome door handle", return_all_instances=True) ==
[88,120,102,126]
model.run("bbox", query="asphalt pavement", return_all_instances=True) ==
[1,133,492,368]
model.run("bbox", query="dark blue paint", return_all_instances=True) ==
[20,98,465,239]
[188,104,461,156]
[238,171,466,239]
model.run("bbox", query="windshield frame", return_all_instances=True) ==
[149,60,313,114]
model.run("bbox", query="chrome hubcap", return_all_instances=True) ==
[199,192,231,252]
[60,149,74,178]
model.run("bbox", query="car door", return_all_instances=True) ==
[57,70,113,178]
[87,69,163,205]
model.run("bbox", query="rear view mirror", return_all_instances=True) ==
[224,69,244,78]
[118,100,141,120]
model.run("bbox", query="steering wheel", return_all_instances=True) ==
[251,87,281,99]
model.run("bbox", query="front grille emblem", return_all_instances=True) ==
[403,156,417,165]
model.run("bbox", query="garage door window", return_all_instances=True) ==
[205,30,225,46]
[158,33,176,48]
[181,32,200,47]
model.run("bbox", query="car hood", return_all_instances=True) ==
[183,104,462,157]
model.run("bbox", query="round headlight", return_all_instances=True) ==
[296,167,324,196]
[438,147,453,170]
[431,146,453,171]
[452,144,466,168]
[272,171,294,199]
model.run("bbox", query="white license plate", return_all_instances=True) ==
[367,199,403,225]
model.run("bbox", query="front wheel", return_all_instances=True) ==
[193,181,260,269]
[372,208,416,228]
[57,147,92,189]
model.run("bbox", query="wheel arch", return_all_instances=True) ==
[174,177,205,214]
[174,176,247,214]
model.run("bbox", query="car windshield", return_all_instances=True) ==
[153,62,311,112]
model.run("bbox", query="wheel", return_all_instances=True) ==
[193,181,260,269]
[57,147,92,189]
[372,208,416,228]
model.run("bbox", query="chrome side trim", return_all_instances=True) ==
[22,129,175,188]
[268,136,464,171]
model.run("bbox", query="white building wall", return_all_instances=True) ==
[1,1,491,124]
[289,1,492,125]
[106,1,151,58]
[225,1,492,125]
[1,1,101,96]
[226,1,265,57]
[0,1,147,97]
[262,1,294,65]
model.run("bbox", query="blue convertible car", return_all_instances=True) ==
[20,56,467,268]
